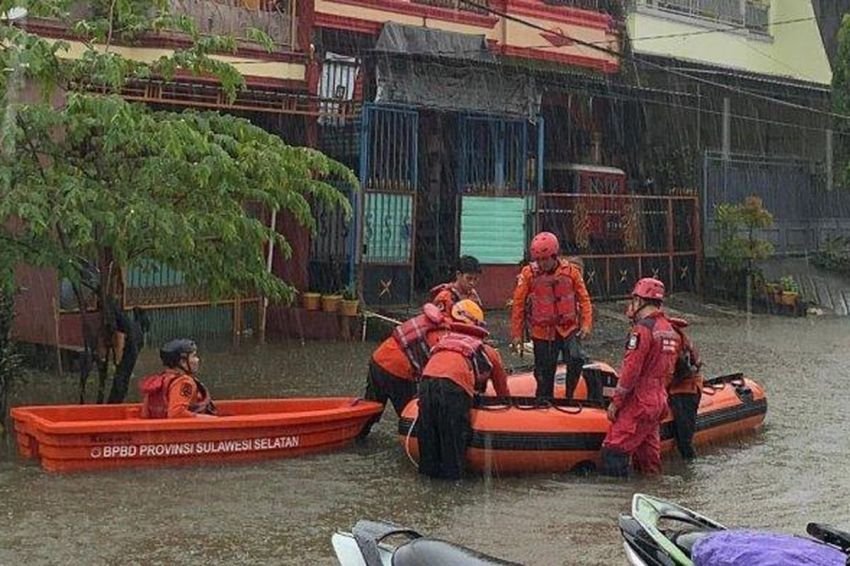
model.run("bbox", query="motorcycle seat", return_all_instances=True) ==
[392,538,520,566]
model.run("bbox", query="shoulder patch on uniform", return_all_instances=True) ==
[626,333,639,350]
[179,382,193,398]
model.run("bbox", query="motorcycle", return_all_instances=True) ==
[619,493,850,566]
[332,519,520,566]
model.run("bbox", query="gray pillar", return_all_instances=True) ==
[722,97,731,160]
[826,128,834,192]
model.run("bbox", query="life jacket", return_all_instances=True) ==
[430,324,493,391]
[668,318,702,384]
[139,371,215,418]
[527,261,577,328]
[429,283,481,308]
[392,303,448,379]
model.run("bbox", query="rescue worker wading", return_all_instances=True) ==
[140,339,217,419]
[430,255,483,313]
[418,300,510,480]
[602,278,679,477]
[510,232,592,399]
[360,303,453,438]
[667,317,704,459]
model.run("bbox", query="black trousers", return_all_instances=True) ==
[533,335,585,399]
[417,378,472,480]
[669,393,700,459]
[360,360,417,438]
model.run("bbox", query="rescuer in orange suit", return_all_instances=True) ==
[417,300,510,480]
[140,339,217,419]
[667,317,704,459]
[430,255,483,313]
[510,232,593,399]
[359,303,460,439]
[601,278,679,477]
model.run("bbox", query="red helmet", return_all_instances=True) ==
[632,277,665,301]
[530,232,559,261]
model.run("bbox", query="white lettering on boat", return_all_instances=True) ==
[88,435,301,459]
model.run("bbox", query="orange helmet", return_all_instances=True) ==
[632,277,665,301]
[530,232,559,261]
[451,299,485,326]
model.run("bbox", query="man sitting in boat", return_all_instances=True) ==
[602,278,679,477]
[139,339,217,419]
[418,300,510,480]
[429,255,483,313]
[359,303,454,438]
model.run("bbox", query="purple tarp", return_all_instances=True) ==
[692,530,846,566]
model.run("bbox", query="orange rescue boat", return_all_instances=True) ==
[398,364,766,475]
[12,397,382,473]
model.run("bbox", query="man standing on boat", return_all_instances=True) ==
[510,232,593,400]
[417,300,510,480]
[140,339,217,419]
[430,255,483,313]
[601,278,679,477]
[667,317,704,460]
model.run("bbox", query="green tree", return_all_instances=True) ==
[833,14,850,185]
[715,195,774,273]
[0,0,355,406]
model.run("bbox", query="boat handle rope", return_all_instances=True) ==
[404,413,419,470]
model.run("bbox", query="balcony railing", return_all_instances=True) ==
[410,0,490,15]
[169,0,296,51]
[644,0,770,34]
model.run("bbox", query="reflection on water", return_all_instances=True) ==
[1,314,849,565]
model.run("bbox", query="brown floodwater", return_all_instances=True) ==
[1,305,849,565]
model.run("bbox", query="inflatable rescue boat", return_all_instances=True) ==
[398,364,766,474]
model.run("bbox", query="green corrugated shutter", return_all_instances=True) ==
[460,196,527,264]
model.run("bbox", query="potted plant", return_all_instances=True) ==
[321,292,342,313]
[779,276,800,306]
[340,285,359,317]
[302,291,321,311]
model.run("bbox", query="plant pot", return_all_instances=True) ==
[780,291,799,307]
[302,292,321,311]
[340,299,359,317]
[321,294,342,313]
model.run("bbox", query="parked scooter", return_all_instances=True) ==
[332,520,520,566]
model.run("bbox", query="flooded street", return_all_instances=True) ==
[2,302,850,565]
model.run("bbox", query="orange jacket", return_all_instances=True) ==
[423,343,509,398]
[431,283,482,313]
[510,259,592,341]
[371,329,447,381]
[140,369,216,419]
[667,323,704,396]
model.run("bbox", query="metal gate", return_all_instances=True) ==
[358,104,418,306]
[458,115,541,194]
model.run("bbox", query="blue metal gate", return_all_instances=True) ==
[358,104,418,306]
[458,115,542,194]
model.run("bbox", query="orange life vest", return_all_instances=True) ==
[392,303,448,378]
[429,283,482,307]
[527,262,577,328]
[139,372,215,418]
[430,324,492,391]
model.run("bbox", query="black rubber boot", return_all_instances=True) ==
[601,447,631,478]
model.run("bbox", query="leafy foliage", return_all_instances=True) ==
[715,196,774,273]
[0,0,355,403]
[833,14,850,186]
[811,236,850,276]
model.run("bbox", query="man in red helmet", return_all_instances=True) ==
[510,231,593,400]
[601,277,680,477]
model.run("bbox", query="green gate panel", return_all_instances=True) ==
[460,196,526,264]
[362,193,413,263]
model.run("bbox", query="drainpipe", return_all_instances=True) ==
[258,208,278,344]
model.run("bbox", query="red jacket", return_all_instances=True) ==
[667,318,704,396]
[423,343,510,398]
[140,369,216,419]
[612,311,679,419]
[511,259,592,341]
[431,283,482,313]
[371,329,447,381]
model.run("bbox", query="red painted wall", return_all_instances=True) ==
[477,264,520,310]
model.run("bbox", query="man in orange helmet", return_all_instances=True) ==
[359,303,452,439]
[417,300,510,480]
[510,232,592,400]
[430,255,483,313]
[601,278,679,477]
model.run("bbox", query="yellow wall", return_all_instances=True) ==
[54,40,306,81]
[627,0,830,84]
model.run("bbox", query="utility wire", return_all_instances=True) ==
[457,0,848,122]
